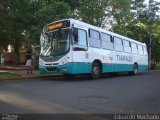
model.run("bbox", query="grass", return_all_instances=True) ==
[0,72,20,79]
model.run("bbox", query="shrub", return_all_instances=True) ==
[151,63,159,70]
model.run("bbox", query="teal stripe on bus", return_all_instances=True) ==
[39,62,148,74]
[103,63,148,72]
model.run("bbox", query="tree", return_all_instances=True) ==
[39,1,71,24]
[131,0,160,67]
[150,21,160,64]
[8,0,42,64]
[0,0,12,50]
[110,0,132,35]
[78,0,109,27]
[0,0,42,64]
[126,0,160,68]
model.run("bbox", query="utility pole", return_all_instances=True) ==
[148,33,152,69]
[148,0,152,70]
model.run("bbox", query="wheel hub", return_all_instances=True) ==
[93,67,99,75]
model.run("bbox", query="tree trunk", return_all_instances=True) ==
[14,37,20,65]
[15,46,20,65]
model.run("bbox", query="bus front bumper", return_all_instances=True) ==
[39,64,70,74]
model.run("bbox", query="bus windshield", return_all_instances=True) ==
[40,29,70,57]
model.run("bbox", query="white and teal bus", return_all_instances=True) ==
[39,19,148,79]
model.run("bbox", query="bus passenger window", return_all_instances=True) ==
[101,33,113,50]
[138,45,143,55]
[78,29,87,47]
[143,46,147,55]
[131,42,138,54]
[114,37,123,51]
[89,29,100,39]
[89,29,100,48]
[123,40,131,53]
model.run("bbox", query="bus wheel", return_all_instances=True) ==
[91,62,101,79]
[129,63,138,75]
[133,64,138,75]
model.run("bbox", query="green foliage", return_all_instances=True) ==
[0,0,11,50]
[39,1,71,24]
[151,63,159,70]
[63,0,79,10]
[79,0,108,27]
[151,23,160,62]
[129,0,160,62]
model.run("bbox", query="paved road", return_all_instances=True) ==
[0,71,160,114]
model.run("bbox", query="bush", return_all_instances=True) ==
[151,63,159,70]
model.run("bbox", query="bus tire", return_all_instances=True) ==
[91,62,101,79]
[129,63,138,75]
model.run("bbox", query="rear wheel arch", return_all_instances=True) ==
[129,62,139,75]
[91,60,102,79]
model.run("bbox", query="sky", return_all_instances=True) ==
[144,0,160,4]
[144,0,160,15]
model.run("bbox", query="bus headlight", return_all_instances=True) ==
[39,58,44,66]
[60,56,70,65]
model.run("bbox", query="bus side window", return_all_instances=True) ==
[131,42,138,54]
[89,29,101,48]
[101,33,113,50]
[123,39,131,53]
[89,29,100,39]
[78,29,87,47]
[114,36,123,52]
[143,46,147,55]
[138,44,143,55]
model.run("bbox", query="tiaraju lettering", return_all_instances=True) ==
[116,55,132,62]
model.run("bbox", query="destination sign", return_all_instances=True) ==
[47,20,70,31]
[48,23,62,30]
